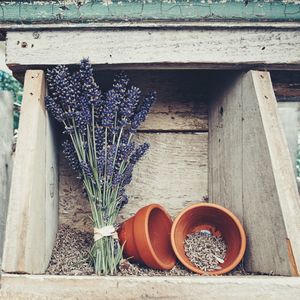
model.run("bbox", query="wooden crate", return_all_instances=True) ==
[1,23,300,299]
[2,68,299,277]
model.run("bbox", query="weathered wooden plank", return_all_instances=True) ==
[96,70,208,131]
[59,132,208,232]
[277,102,299,178]
[271,71,300,102]
[0,91,13,262]
[2,21,300,30]
[45,116,59,265]
[209,70,300,276]
[6,29,300,69]
[124,133,208,220]
[2,274,300,300]
[0,1,300,24]
[2,70,58,274]
[208,74,243,218]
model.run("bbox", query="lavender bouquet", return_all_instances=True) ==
[45,59,155,275]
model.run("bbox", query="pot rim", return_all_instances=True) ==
[171,202,246,275]
[135,203,176,270]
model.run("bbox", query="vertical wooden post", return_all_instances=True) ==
[0,91,13,261]
[2,70,58,274]
[209,70,300,276]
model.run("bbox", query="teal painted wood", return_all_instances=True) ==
[0,1,300,23]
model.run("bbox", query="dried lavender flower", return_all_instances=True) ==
[131,91,156,132]
[130,142,150,164]
[46,59,156,276]
[62,139,79,171]
[80,161,93,180]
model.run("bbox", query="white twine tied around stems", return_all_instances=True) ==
[94,225,118,242]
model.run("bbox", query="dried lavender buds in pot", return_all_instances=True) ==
[184,231,227,272]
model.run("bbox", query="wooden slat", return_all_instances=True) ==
[2,274,300,300]
[0,91,13,261]
[1,1,300,24]
[2,70,58,274]
[209,70,300,276]
[6,29,300,69]
[96,70,209,131]
[124,133,208,220]
[45,116,59,264]
[59,132,208,232]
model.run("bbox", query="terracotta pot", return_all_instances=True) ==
[171,203,246,275]
[118,204,176,270]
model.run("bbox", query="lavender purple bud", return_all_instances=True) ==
[80,161,93,179]
[62,139,79,171]
[130,142,150,164]
[46,59,156,214]
[131,91,156,132]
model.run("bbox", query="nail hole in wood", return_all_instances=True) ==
[219,106,224,116]
[21,42,28,48]
[33,32,40,39]
[31,44,34,48]
[261,46,265,50]
[260,75,264,79]
[264,95,268,99]
[30,92,33,96]
[17,41,20,45]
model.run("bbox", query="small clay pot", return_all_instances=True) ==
[118,204,176,270]
[171,203,246,275]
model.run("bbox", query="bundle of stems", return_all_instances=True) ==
[45,59,155,275]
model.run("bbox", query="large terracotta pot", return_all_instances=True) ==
[118,204,176,270]
[171,203,246,275]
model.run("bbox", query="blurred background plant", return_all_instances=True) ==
[0,70,23,131]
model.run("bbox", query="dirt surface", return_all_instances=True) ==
[46,225,249,276]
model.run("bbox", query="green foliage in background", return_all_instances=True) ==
[0,70,23,130]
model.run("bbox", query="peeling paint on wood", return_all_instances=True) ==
[0,0,299,23]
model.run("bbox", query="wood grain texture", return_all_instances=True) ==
[0,91,13,261]
[6,29,300,69]
[59,132,208,231]
[2,70,58,274]
[123,133,208,220]
[2,274,300,300]
[45,116,59,264]
[209,70,300,276]
[96,70,209,131]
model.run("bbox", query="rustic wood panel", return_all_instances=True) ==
[209,70,300,276]
[59,132,208,231]
[271,71,300,102]
[0,91,13,262]
[2,70,58,274]
[208,74,244,218]
[96,70,209,131]
[277,102,299,178]
[2,274,300,300]
[6,29,300,69]
[124,133,208,220]
[45,116,59,263]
